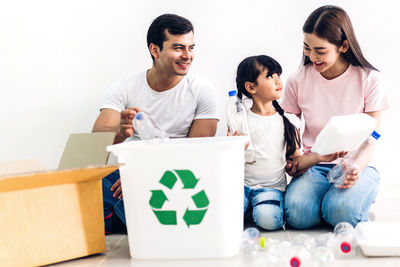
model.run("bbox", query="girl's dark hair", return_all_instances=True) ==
[236,55,300,159]
[302,5,377,71]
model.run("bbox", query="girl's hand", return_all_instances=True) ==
[338,167,360,189]
[227,130,240,136]
[227,130,250,150]
[318,151,347,162]
[285,160,308,177]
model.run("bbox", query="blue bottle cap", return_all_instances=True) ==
[135,113,143,120]
[371,130,381,140]
[228,90,237,97]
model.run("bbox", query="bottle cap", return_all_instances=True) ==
[371,130,381,140]
[228,90,237,97]
[290,256,301,267]
[135,113,143,120]
[259,236,266,248]
[340,241,352,253]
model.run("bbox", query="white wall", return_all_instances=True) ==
[1,0,399,182]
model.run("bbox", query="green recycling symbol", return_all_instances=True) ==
[149,170,209,228]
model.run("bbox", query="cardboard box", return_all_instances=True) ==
[0,133,119,267]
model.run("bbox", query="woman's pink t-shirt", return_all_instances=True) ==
[281,64,389,155]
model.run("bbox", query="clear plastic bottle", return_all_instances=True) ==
[333,222,358,257]
[226,90,255,164]
[327,130,381,187]
[266,240,292,264]
[291,234,316,251]
[132,111,168,140]
[241,227,261,256]
[288,246,312,267]
[311,247,334,267]
[315,232,336,250]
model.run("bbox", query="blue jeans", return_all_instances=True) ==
[284,164,380,229]
[244,185,284,230]
[102,170,127,234]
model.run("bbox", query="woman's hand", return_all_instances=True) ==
[338,166,360,189]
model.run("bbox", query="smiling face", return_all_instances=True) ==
[151,30,195,77]
[303,33,349,78]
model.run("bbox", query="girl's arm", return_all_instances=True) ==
[294,151,346,171]
[289,129,346,171]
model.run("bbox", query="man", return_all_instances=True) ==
[92,14,219,234]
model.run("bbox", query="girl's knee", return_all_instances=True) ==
[253,203,283,231]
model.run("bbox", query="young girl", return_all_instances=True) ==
[235,55,344,230]
[282,5,389,229]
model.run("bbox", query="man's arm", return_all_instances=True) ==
[92,108,139,144]
[188,119,218,137]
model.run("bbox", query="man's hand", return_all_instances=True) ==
[92,107,141,144]
[111,178,123,199]
[119,107,141,140]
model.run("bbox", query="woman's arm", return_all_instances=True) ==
[340,111,383,189]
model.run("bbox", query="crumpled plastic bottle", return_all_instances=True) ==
[241,227,261,256]
[327,131,381,187]
[333,222,359,257]
[132,111,168,141]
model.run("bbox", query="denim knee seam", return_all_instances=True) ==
[254,200,280,207]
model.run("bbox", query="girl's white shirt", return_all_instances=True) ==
[244,109,300,191]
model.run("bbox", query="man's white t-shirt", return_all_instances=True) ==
[244,110,300,192]
[101,71,219,140]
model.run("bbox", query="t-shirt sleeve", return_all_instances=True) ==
[281,73,302,115]
[100,79,128,113]
[194,81,220,121]
[364,71,390,112]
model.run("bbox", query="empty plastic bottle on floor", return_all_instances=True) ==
[277,241,312,267]
[226,90,255,163]
[333,222,359,257]
[311,247,334,267]
[288,247,312,267]
[291,234,316,251]
[327,130,381,187]
[241,227,261,255]
[315,232,336,250]
[132,111,168,140]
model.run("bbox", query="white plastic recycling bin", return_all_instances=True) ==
[107,136,248,259]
